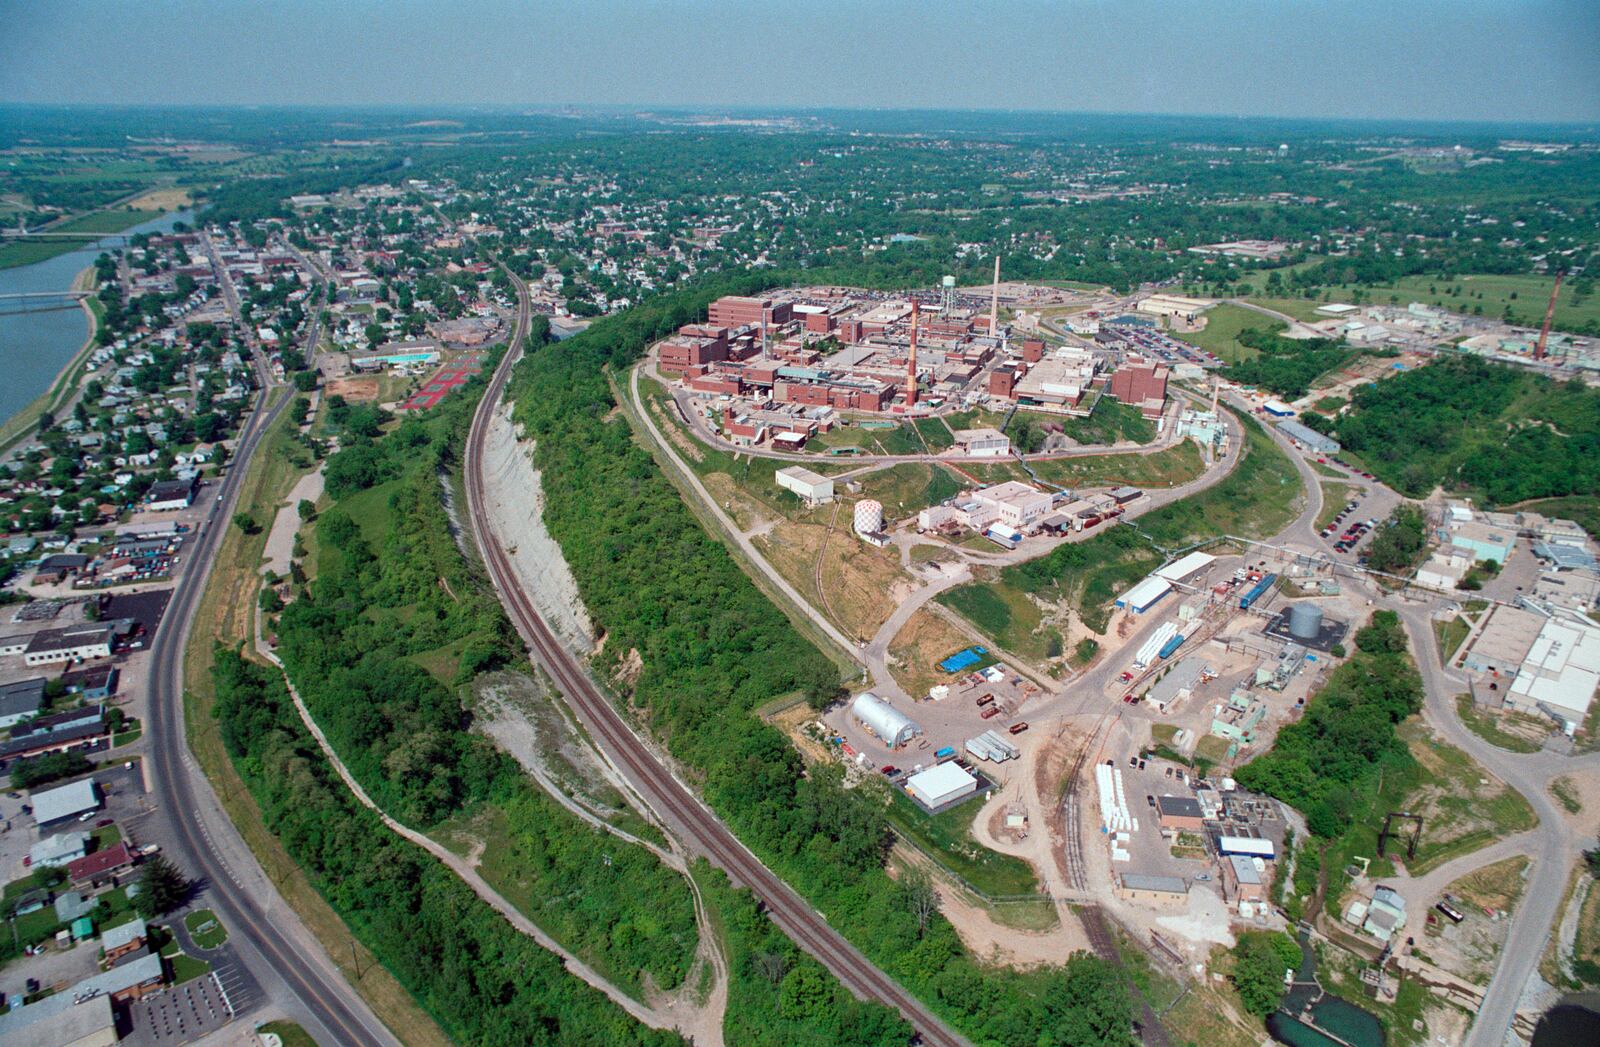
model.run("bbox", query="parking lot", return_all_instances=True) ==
[123,967,239,1046]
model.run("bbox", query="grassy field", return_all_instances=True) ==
[965,439,1205,492]
[1453,694,1546,754]
[937,581,1058,663]
[1400,722,1538,875]
[1175,303,1285,363]
[1242,297,1329,323]
[1309,274,1600,331]
[1316,482,1358,531]
[885,608,985,700]
[1448,855,1532,915]
[1434,617,1472,666]
[882,788,1040,898]
[0,208,165,269]
[260,1022,320,1047]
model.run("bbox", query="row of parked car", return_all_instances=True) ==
[1323,498,1378,553]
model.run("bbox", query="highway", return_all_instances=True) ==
[466,268,973,1047]
[137,239,395,1046]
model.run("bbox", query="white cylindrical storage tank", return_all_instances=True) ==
[854,499,884,535]
[850,691,920,748]
[942,275,956,289]
[1287,603,1323,640]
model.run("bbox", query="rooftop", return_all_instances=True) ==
[30,777,100,824]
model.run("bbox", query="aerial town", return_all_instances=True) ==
[0,15,1598,1047]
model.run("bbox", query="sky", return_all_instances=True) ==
[2,0,1598,124]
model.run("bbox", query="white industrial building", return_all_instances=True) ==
[918,480,1053,534]
[30,777,101,829]
[774,465,834,505]
[849,692,921,748]
[1116,576,1172,615]
[1136,294,1211,322]
[1154,552,1216,585]
[24,623,116,667]
[951,427,1010,457]
[905,763,978,809]
[1504,608,1600,730]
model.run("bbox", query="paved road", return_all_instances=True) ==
[136,239,397,1046]
[471,269,972,1047]
[1389,601,1590,1047]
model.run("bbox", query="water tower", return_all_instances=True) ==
[941,274,957,313]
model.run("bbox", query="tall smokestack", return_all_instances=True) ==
[990,256,1001,340]
[907,300,919,408]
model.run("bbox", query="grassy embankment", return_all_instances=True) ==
[179,393,456,1047]
[940,407,1301,648]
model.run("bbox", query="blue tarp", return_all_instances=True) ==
[939,646,988,673]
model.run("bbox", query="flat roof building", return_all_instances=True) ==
[31,777,101,829]
[951,428,1010,457]
[0,676,46,729]
[1115,873,1189,907]
[1506,609,1600,728]
[774,465,834,505]
[906,763,979,809]
[1275,418,1340,454]
[1156,795,1205,832]
[24,623,116,667]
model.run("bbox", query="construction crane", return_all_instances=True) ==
[1534,269,1565,362]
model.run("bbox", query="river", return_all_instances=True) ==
[0,209,195,427]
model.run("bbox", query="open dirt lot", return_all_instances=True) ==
[323,375,382,402]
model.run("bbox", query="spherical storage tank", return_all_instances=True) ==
[854,499,884,535]
[850,692,921,748]
[1287,603,1323,640]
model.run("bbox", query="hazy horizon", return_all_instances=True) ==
[2,0,1598,124]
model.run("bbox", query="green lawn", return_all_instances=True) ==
[882,788,1040,898]
[260,1022,320,1047]
[1316,482,1358,531]
[1453,694,1544,754]
[1433,617,1471,666]
[183,908,229,949]
[938,582,1054,661]
[167,949,213,985]
[1242,297,1329,323]
[1175,303,1285,363]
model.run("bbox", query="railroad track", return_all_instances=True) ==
[465,271,971,1047]
[1057,722,1172,1047]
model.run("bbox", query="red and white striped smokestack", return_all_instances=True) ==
[907,300,919,408]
